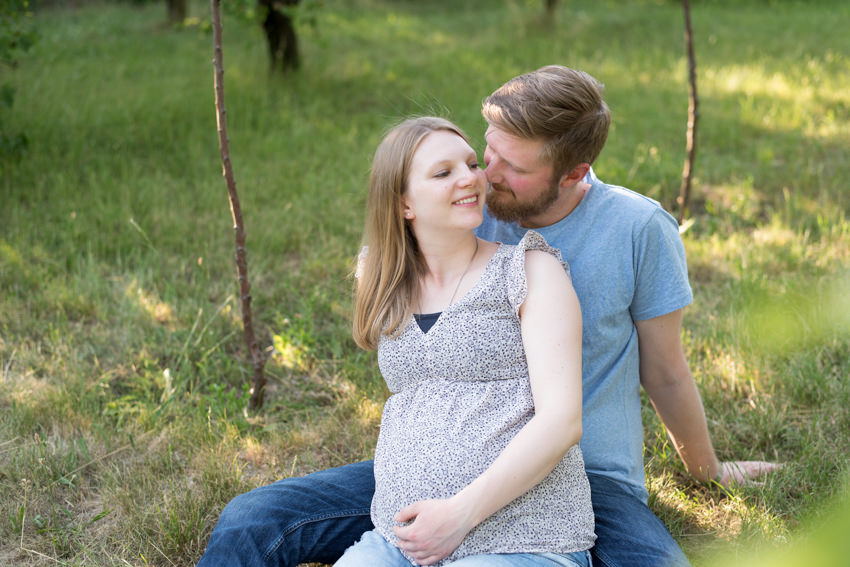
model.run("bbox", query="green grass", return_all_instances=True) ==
[1,0,849,565]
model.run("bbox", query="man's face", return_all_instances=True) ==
[483,125,559,224]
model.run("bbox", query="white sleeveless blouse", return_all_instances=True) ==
[372,231,595,565]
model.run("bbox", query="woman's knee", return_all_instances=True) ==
[334,530,408,567]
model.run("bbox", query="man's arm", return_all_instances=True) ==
[636,309,778,485]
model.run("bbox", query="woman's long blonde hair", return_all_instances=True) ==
[352,116,470,350]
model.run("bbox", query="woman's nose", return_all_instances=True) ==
[458,166,477,187]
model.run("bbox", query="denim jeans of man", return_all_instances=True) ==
[196,460,690,567]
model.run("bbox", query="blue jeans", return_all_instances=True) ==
[197,461,690,567]
[334,529,591,567]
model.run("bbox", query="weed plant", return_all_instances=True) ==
[1,0,848,565]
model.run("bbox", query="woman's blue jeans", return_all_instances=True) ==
[333,529,592,567]
[196,460,690,567]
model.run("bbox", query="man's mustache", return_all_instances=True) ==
[487,182,516,199]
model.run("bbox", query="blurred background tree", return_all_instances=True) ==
[225,0,322,75]
[0,0,37,160]
[259,0,300,74]
[166,0,187,25]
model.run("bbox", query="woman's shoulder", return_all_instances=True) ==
[505,231,569,274]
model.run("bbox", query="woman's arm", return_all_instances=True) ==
[393,250,583,565]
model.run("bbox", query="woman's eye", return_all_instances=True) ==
[434,170,450,178]
[469,162,480,170]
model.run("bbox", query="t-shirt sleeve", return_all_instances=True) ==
[630,209,693,321]
[507,230,571,315]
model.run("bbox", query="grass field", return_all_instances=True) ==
[1,0,849,565]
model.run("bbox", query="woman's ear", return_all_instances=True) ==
[402,202,414,220]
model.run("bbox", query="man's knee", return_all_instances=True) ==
[217,484,277,525]
[587,473,690,567]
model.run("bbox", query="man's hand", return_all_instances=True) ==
[392,499,475,565]
[717,461,782,488]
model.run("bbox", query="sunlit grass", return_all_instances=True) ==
[704,62,849,140]
[1,0,848,565]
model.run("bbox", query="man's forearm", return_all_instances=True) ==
[636,311,722,482]
[645,376,721,482]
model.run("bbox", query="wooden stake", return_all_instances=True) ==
[211,0,267,411]
[678,0,698,225]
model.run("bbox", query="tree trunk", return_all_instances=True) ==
[677,0,698,224]
[260,0,301,74]
[167,0,187,25]
[210,0,268,411]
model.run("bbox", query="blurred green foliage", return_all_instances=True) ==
[0,0,36,157]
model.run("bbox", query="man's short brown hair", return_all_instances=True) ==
[482,65,611,181]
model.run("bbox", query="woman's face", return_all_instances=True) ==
[403,130,487,233]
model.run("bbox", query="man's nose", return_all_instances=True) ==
[485,162,500,183]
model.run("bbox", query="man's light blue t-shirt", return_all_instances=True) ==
[476,175,693,501]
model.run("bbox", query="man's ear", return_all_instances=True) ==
[559,163,591,189]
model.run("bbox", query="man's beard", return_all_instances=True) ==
[485,181,560,223]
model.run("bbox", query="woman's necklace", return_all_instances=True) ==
[446,237,479,307]
[418,238,479,314]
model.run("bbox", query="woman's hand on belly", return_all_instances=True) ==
[392,497,475,565]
